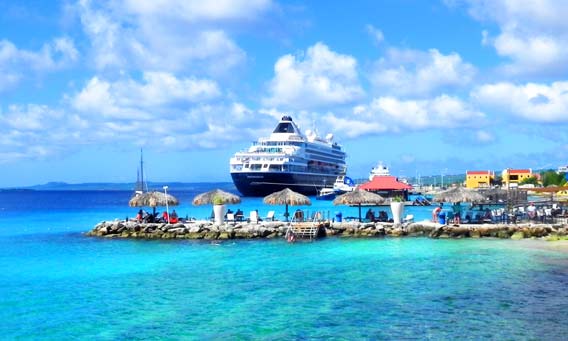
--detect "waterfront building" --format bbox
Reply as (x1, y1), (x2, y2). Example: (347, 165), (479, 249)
(502, 168), (532, 188)
(465, 170), (494, 189)
(358, 176), (413, 201)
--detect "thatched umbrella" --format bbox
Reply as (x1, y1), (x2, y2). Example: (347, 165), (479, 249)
(433, 187), (485, 203)
(263, 188), (311, 222)
(192, 189), (241, 206)
(333, 188), (385, 222)
(128, 191), (179, 215)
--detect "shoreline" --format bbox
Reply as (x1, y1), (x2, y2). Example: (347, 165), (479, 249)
(87, 219), (568, 243)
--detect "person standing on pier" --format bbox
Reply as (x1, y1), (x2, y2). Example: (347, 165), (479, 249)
(432, 203), (443, 223)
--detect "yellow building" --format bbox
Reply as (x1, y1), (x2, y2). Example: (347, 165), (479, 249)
(466, 170), (494, 189)
(502, 168), (532, 187)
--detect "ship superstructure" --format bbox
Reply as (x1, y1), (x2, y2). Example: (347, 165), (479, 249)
(230, 116), (346, 196)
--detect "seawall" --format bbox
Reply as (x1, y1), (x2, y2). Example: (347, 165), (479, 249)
(86, 220), (568, 240)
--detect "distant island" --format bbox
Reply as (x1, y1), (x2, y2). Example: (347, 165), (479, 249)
(1, 181), (237, 191)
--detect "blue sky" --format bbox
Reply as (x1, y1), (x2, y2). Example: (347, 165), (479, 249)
(1, 0), (568, 187)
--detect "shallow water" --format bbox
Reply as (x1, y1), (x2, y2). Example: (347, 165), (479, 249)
(0, 190), (567, 339)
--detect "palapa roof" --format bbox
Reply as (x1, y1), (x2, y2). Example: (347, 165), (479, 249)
(433, 186), (486, 203)
(333, 188), (385, 205)
(128, 191), (179, 208)
(192, 189), (241, 205)
(358, 176), (413, 191)
(263, 188), (311, 206)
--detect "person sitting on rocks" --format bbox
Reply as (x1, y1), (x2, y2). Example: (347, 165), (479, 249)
(483, 208), (492, 221)
(136, 209), (143, 222)
(162, 211), (170, 223)
(141, 210), (150, 223)
(294, 209), (304, 222)
(527, 202), (537, 220)
(365, 208), (375, 222)
(170, 210), (178, 223)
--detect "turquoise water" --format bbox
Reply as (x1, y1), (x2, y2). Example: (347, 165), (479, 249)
(1, 191), (567, 339)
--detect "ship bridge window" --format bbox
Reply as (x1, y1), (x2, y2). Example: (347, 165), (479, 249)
(273, 122), (295, 134)
(250, 164), (262, 171)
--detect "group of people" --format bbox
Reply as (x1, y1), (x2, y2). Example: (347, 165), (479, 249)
(432, 202), (463, 224)
(136, 209), (178, 223)
(365, 208), (389, 222)
(433, 202), (494, 224)
(225, 208), (244, 221)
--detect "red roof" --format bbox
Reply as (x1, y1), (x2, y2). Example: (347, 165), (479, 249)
(467, 170), (492, 175)
(359, 176), (413, 191)
(506, 169), (531, 174)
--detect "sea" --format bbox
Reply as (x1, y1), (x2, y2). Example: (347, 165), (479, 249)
(0, 185), (567, 339)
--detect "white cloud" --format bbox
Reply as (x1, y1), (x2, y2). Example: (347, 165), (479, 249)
(264, 42), (364, 109)
(366, 24), (384, 45)
(75, 0), (269, 75)
(0, 104), (86, 163)
(459, 0), (568, 76)
(323, 113), (388, 138)
(0, 97), (279, 164)
(123, 0), (273, 21)
(472, 81), (568, 123)
(72, 72), (221, 119)
(0, 37), (78, 91)
(370, 48), (475, 97)
(324, 95), (483, 138)
(475, 130), (495, 143)
(286, 94), (485, 140)
(370, 95), (484, 131)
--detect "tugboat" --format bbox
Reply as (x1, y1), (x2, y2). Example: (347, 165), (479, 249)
(332, 174), (356, 194)
(230, 116), (347, 196)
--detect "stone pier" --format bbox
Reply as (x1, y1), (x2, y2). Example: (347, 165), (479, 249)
(86, 220), (568, 240)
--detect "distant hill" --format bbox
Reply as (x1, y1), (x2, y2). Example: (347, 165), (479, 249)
(3, 181), (237, 191)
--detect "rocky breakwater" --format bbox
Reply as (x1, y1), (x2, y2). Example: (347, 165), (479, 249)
(86, 220), (568, 240)
(87, 220), (295, 240)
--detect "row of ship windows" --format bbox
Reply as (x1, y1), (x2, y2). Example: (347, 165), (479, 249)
(233, 164), (305, 172)
(305, 153), (345, 164)
(232, 164), (344, 173)
(253, 141), (344, 154)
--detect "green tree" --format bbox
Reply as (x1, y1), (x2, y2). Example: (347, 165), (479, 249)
(519, 176), (539, 185)
(491, 175), (503, 187)
(541, 170), (567, 186)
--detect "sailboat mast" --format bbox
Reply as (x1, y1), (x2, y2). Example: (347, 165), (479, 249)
(136, 169), (141, 192)
(140, 148), (146, 192)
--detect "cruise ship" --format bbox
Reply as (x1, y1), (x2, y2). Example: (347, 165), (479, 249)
(230, 116), (347, 196)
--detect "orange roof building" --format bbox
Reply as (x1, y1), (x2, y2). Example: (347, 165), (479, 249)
(502, 168), (533, 187)
(466, 170), (494, 189)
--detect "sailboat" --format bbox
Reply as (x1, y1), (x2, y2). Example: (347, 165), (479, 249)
(134, 149), (148, 194)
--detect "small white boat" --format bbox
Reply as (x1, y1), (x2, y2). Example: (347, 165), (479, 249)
(316, 187), (336, 200)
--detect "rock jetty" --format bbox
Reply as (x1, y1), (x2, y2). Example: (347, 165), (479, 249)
(86, 220), (568, 240)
